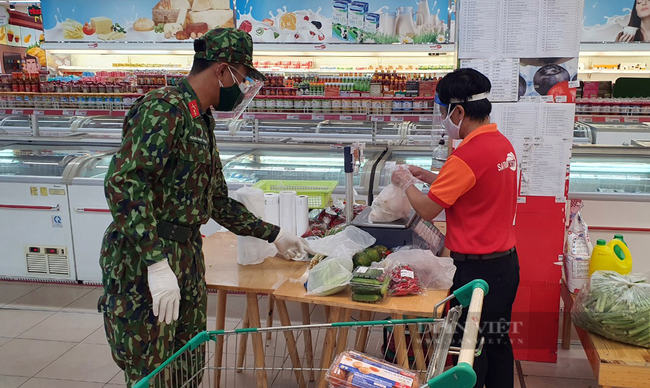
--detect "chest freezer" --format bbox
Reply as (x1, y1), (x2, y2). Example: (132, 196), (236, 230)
(0, 144), (111, 282)
(68, 147), (250, 283)
(585, 122), (650, 146)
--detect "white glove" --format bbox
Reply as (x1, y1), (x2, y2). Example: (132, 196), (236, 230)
(273, 229), (314, 260)
(147, 259), (181, 324)
(391, 165), (421, 191)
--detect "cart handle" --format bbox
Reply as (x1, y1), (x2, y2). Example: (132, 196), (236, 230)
(453, 279), (489, 308)
(423, 362), (476, 388)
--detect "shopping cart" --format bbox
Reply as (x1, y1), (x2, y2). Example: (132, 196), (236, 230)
(133, 279), (488, 388)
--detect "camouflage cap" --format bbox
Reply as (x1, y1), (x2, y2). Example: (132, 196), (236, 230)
(193, 27), (266, 81)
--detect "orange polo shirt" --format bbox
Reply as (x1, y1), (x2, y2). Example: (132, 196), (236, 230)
(428, 124), (518, 254)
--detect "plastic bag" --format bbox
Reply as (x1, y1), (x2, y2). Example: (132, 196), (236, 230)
(571, 271), (650, 348)
(564, 200), (593, 293)
(376, 249), (456, 290)
(387, 263), (424, 296)
(369, 184), (412, 223)
(307, 226), (376, 259)
(235, 186), (278, 266)
(306, 256), (354, 296)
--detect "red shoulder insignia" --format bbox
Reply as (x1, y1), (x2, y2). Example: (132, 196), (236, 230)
(189, 100), (200, 118)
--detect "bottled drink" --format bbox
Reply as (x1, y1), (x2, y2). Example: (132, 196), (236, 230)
(431, 138), (448, 169)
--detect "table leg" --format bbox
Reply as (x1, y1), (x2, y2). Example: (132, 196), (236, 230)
(562, 306), (572, 350)
(276, 299), (307, 388)
(354, 310), (373, 352)
(407, 316), (426, 381)
(317, 307), (342, 388)
(213, 290), (227, 388)
(246, 293), (268, 388)
(391, 313), (409, 369)
(334, 309), (350, 356)
(236, 309), (250, 372)
(266, 296), (275, 340)
(301, 303), (315, 382)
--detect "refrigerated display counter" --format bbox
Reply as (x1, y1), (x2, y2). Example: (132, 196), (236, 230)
(0, 144), (114, 282)
(580, 121), (650, 146)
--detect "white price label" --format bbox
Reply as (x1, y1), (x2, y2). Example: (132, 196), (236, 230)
(568, 80), (580, 88)
(419, 116), (433, 122)
(554, 95), (567, 103)
(517, 197), (527, 204)
(13, 110), (23, 115)
(340, 115), (352, 120)
(605, 117), (621, 123)
(400, 269), (414, 279)
(312, 115), (325, 120)
(371, 116), (385, 122)
(540, 96), (554, 103)
(0, 110), (5, 115)
(287, 114), (300, 120)
(555, 196), (567, 203)
(242, 113), (255, 119)
(391, 116), (404, 122)
(75, 110), (87, 116)
(34, 110), (44, 115)
(624, 117), (640, 123)
(356, 266), (368, 274)
(62, 110), (75, 116)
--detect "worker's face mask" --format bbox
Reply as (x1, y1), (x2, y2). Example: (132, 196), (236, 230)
(217, 66), (246, 111)
(442, 106), (463, 140)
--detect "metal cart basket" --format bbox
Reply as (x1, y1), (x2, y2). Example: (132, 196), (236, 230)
(134, 279), (488, 388)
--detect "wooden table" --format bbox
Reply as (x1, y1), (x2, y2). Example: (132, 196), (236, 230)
(273, 279), (449, 388)
(561, 281), (650, 388)
(202, 232), (308, 388)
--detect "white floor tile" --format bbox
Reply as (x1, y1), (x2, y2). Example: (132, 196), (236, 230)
(103, 384), (126, 388)
(35, 343), (120, 383)
(18, 311), (104, 343)
(6, 284), (93, 311)
(0, 375), (29, 388)
(82, 327), (109, 345)
(108, 370), (124, 385)
(0, 338), (10, 348)
(524, 375), (599, 388)
(19, 378), (105, 388)
(0, 339), (75, 377)
(0, 310), (54, 338)
(0, 282), (41, 307)
(61, 288), (103, 313)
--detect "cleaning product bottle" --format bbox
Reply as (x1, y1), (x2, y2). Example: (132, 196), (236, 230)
(611, 234), (630, 262)
(588, 239), (633, 277)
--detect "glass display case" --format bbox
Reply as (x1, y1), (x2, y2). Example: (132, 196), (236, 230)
(222, 146), (385, 189)
(0, 144), (112, 180)
(569, 146), (650, 198)
(581, 122), (650, 146)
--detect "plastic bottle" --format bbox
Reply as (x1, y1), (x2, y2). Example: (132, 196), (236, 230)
(611, 234), (629, 261)
(588, 239), (632, 277)
(431, 138), (448, 169)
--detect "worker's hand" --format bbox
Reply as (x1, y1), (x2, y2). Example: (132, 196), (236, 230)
(147, 259), (181, 325)
(391, 165), (421, 191)
(408, 165), (438, 185)
(274, 229), (314, 260)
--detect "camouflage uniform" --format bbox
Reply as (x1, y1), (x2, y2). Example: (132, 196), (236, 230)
(98, 29), (278, 388)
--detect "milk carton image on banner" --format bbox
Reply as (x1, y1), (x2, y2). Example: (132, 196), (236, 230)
(347, 1), (368, 43)
(332, 0), (351, 41)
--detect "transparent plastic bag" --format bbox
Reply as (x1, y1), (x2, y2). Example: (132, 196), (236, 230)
(326, 349), (420, 388)
(386, 262), (425, 296)
(571, 271), (650, 348)
(306, 256), (354, 296)
(375, 249), (456, 290)
(235, 186), (277, 265)
(564, 200), (593, 293)
(307, 226), (376, 259)
(369, 184), (412, 223)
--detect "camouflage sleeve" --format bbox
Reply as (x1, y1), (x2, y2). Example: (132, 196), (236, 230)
(105, 98), (183, 267)
(211, 158), (281, 242)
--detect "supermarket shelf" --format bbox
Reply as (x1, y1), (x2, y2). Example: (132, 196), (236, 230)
(0, 108), (128, 117)
(59, 66), (190, 72)
(258, 68), (453, 74)
(575, 115), (650, 124)
(580, 43), (650, 55)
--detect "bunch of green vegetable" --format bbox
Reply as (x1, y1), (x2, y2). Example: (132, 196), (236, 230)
(351, 267), (389, 303)
(571, 271), (650, 348)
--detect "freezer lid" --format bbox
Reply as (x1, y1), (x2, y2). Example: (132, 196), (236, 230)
(0, 144), (112, 178)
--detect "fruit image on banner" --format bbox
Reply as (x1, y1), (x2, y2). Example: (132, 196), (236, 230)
(235, 0), (450, 44)
(41, 0), (235, 42)
(519, 57), (578, 103)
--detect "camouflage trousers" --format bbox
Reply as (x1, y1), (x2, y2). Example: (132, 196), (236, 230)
(99, 227), (208, 387)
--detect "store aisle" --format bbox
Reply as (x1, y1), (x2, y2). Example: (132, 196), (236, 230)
(0, 280), (600, 388)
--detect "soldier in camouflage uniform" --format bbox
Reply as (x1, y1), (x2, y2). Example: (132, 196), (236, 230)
(98, 28), (311, 387)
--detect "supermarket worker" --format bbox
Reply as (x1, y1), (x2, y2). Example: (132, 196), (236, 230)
(392, 68), (519, 388)
(97, 28), (311, 387)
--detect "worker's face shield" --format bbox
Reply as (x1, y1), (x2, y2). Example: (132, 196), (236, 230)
(219, 66), (265, 121)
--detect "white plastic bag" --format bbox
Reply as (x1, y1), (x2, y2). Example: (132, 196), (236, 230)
(369, 184), (412, 223)
(235, 186), (278, 266)
(564, 200), (593, 293)
(306, 256), (354, 296)
(375, 249), (456, 290)
(307, 226), (376, 259)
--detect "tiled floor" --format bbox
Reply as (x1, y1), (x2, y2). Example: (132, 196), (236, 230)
(0, 280), (600, 388)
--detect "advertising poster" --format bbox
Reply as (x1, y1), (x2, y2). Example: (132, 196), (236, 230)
(235, 0), (450, 44)
(519, 57), (579, 103)
(41, 0), (235, 43)
(582, 0), (650, 42)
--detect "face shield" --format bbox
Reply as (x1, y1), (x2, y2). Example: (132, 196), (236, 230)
(214, 66), (265, 121)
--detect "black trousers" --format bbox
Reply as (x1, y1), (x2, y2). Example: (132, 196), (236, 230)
(450, 249), (520, 388)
